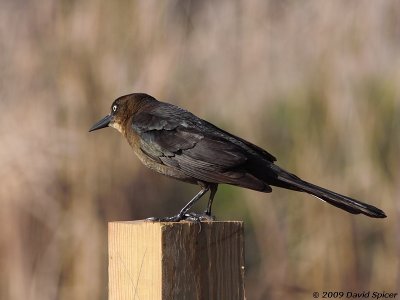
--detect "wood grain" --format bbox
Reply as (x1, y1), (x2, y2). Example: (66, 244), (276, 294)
(108, 221), (245, 300)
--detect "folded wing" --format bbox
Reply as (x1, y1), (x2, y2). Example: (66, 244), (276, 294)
(132, 106), (271, 192)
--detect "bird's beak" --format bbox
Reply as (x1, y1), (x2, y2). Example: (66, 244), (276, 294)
(89, 114), (113, 132)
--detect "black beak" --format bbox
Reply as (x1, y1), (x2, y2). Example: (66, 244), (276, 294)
(89, 114), (113, 132)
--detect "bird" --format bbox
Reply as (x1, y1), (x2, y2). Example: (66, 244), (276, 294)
(89, 93), (386, 221)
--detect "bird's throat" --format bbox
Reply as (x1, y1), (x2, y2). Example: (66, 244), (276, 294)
(110, 122), (124, 134)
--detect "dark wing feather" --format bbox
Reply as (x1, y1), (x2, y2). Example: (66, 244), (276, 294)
(200, 120), (277, 162)
(132, 105), (271, 191)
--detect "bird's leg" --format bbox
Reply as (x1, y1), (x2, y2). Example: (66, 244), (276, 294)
(177, 186), (209, 217)
(147, 186), (209, 222)
(205, 184), (218, 216)
(183, 184), (218, 223)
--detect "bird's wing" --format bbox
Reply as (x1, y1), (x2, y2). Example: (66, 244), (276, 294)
(132, 106), (270, 191)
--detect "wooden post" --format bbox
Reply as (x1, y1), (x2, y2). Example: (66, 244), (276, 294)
(108, 220), (245, 300)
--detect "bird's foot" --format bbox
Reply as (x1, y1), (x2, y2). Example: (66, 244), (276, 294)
(146, 214), (185, 222)
(146, 212), (215, 223)
(185, 212), (216, 222)
(146, 212), (216, 233)
(184, 212), (216, 233)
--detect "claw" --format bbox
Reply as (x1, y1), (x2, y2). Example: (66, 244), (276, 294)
(146, 214), (184, 222)
(187, 212), (215, 222)
(184, 212), (216, 233)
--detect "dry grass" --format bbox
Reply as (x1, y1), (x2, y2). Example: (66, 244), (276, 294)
(0, 1), (399, 299)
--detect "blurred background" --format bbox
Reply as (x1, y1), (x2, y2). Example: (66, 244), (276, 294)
(1, 1), (399, 299)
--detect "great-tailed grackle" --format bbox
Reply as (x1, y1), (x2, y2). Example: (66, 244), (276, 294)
(89, 93), (386, 221)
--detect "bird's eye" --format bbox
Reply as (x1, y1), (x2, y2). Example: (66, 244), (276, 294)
(112, 105), (118, 112)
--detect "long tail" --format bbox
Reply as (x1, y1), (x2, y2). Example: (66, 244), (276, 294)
(271, 165), (386, 218)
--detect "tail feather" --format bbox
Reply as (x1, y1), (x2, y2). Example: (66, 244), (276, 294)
(273, 167), (386, 218)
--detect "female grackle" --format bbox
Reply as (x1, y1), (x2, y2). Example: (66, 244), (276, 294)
(89, 93), (386, 221)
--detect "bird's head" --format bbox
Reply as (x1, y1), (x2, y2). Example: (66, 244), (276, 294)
(89, 93), (154, 134)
